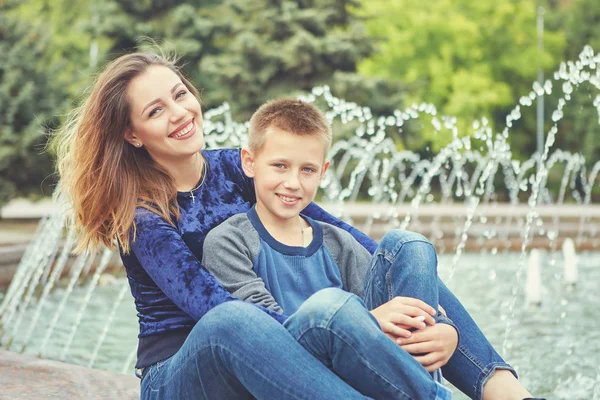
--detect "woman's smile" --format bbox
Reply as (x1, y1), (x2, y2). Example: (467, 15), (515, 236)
(169, 119), (196, 140)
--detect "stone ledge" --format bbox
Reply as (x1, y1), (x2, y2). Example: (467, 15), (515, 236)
(0, 349), (139, 399)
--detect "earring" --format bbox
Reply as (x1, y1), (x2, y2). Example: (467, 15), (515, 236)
(135, 143), (142, 147)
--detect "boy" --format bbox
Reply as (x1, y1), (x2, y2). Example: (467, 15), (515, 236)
(202, 98), (456, 350)
(202, 97), (456, 397)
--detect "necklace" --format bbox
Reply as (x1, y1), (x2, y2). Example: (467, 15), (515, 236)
(300, 218), (312, 247)
(190, 156), (208, 203)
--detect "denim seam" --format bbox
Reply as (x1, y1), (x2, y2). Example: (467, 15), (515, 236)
(294, 295), (414, 399)
(379, 238), (434, 264)
(455, 344), (487, 396)
(475, 363), (518, 400)
(148, 344), (304, 400)
(297, 326), (415, 400)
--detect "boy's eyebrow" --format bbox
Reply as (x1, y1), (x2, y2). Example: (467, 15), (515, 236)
(268, 158), (321, 168)
(141, 83), (184, 115)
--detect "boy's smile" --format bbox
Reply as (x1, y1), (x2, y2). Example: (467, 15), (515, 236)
(242, 127), (330, 235)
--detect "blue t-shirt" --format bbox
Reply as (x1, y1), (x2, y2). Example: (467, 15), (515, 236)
(202, 206), (372, 315)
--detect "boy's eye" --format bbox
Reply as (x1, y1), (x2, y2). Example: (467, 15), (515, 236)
(273, 163), (285, 169)
(302, 167), (316, 173)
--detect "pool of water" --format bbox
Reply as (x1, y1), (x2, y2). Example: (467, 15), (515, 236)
(438, 251), (600, 399)
(2, 251), (599, 398)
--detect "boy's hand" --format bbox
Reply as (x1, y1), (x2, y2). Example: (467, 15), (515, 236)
(398, 323), (458, 372)
(370, 297), (436, 340)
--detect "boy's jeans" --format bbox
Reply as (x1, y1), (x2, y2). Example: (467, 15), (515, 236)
(363, 230), (517, 400)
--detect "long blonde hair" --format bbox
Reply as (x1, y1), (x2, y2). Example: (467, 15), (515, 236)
(53, 52), (200, 254)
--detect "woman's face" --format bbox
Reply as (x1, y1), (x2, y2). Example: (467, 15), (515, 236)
(126, 65), (204, 166)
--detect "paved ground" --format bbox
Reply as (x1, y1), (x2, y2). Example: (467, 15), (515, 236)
(0, 349), (139, 399)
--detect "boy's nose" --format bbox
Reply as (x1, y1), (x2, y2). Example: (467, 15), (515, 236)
(283, 173), (300, 189)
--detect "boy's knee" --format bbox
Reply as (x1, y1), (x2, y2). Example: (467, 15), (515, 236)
(380, 229), (430, 248)
(303, 288), (351, 310)
(294, 288), (358, 322)
(297, 288), (369, 325)
(379, 230), (437, 274)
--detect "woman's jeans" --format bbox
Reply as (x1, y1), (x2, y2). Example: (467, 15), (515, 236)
(141, 292), (451, 400)
(363, 230), (517, 400)
(140, 300), (369, 400)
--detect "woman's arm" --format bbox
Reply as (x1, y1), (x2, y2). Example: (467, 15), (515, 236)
(130, 209), (287, 324)
(303, 202), (378, 254)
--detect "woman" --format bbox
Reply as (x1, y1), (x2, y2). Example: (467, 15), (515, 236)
(54, 52), (537, 400)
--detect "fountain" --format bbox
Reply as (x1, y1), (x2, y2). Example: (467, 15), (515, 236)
(562, 237), (579, 286)
(1, 46), (599, 399)
(525, 249), (543, 306)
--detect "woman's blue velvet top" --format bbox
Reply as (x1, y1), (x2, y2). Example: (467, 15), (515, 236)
(120, 148), (378, 369)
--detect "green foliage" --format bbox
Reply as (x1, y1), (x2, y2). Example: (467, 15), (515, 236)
(358, 0), (566, 155)
(95, 0), (403, 125)
(197, 0), (378, 118)
(549, 0), (600, 165)
(1, 0), (598, 205)
(0, 9), (67, 206)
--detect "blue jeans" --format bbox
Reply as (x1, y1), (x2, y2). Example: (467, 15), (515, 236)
(140, 300), (370, 399)
(141, 291), (451, 400)
(363, 230), (517, 400)
(284, 287), (452, 400)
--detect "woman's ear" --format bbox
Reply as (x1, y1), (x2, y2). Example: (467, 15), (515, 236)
(241, 148), (255, 178)
(124, 129), (142, 148)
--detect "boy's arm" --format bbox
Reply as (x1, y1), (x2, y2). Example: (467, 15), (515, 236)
(321, 223), (372, 297)
(202, 216), (285, 314)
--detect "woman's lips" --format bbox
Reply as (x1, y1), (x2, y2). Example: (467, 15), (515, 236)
(169, 120), (196, 140)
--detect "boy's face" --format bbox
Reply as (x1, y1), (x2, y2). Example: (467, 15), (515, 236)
(242, 127), (330, 226)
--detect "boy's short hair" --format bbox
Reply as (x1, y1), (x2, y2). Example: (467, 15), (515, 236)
(248, 98), (332, 153)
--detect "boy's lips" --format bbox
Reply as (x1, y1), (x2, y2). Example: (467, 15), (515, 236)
(277, 193), (301, 205)
(169, 119), (196, 139)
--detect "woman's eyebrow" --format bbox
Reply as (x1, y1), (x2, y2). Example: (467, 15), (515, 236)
(141, 83), (184, 115)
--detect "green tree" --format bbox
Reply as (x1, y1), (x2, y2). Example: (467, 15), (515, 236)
(548, 0), (600, 165)
(92, 0), (408, 136)
(199, 0), (377, 118)
(0, 7), (67, 206)
(90, 0), (226, 105)
(358, 0), (565, 155)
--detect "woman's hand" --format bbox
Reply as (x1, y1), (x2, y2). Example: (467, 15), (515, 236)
(369, 297), (436, 340)
(398, 323), (458, 372)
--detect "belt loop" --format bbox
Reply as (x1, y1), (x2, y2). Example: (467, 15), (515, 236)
(135, 366), (146, 380)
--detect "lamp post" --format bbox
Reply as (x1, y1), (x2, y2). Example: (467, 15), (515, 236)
(536, 5), (545, 155)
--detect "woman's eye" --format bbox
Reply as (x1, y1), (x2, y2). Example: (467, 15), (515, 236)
(176, 90), (188, 99)
(149, 107), (162, 117)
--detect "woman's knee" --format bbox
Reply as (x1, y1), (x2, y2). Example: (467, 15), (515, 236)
(192, 301), (270, 343)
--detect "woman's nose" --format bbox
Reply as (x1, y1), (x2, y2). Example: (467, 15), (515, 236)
(170, 102), (188, 122)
